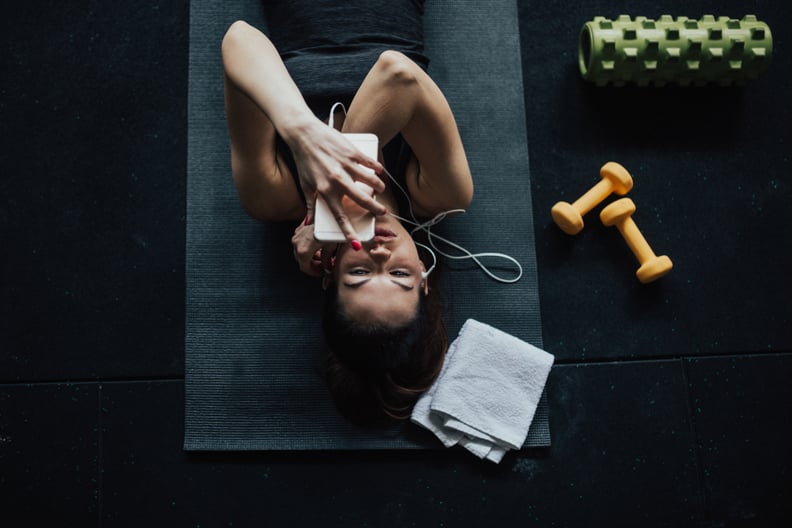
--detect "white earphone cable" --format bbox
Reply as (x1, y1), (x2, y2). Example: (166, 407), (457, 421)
(326, 102), (522, 284)
(383, 167), (523, 284)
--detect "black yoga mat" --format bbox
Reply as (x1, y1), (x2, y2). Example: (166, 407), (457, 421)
(184, 0), (549, 450)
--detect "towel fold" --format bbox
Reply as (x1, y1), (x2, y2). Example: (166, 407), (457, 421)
(411, 319), (554, 463)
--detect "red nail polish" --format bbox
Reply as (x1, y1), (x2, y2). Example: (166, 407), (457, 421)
(304, 214), (312, 226)
(351, 240), (362, 251)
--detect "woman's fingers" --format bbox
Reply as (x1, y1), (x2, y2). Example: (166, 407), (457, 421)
(308, 249), (324, 276)
(352, 160), (387, 194)
(347, 151), (386, 192)
(291, 221), (327, 276)
(291, 124), (390, 244)
(324, 196), (363, 247)
(323, 176), (386, 245)
(303, 194), (316, 225)
(341, 180), (386, 218)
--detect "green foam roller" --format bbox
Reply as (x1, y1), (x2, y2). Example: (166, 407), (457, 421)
(578, 14), (773, 87)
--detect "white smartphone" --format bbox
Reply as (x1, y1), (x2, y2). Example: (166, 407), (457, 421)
(313, 133), (379, 243)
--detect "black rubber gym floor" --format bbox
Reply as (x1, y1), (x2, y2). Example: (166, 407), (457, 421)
(1, 0), (790, 526)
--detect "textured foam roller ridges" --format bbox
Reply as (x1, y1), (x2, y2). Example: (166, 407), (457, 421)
(579, 14), (773, 87)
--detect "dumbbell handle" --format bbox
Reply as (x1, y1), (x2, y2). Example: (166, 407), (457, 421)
(616, 217), (658, 263)
(573, 178), (614, 215)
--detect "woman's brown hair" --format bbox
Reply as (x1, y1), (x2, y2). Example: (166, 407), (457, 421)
(322, 269), (447, 424)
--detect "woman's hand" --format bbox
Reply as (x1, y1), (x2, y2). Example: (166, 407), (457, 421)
(286, 119), (387, 244)
(291, 218), (334, 277)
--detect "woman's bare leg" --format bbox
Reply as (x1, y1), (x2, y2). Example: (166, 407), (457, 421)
(341, 51), (473, 214)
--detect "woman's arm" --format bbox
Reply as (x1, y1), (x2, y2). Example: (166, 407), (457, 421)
(221, 21), (387, 242)
(340, 50), (473, 217)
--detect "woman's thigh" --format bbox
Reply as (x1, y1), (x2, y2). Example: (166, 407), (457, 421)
(224, 75), (305, 221)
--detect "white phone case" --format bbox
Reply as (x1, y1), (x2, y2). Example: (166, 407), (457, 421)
(313, 133), (379, 242)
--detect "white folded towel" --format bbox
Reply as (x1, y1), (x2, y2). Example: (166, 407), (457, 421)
(411, 319), (554, 463)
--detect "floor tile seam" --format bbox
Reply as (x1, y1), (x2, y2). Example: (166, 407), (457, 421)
(555, 349), (792, 367)
(680, 357), (712, 522)
(3, 348), (791, 384)
(97, 383), (104, 528)
(0, 376), (185, 387)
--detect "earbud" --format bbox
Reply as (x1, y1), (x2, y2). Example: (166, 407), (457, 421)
(415, 241), (436, 280)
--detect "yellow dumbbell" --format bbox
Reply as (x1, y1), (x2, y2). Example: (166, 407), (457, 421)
(600, 198), (673, 283)
(551, 162), (633, 235)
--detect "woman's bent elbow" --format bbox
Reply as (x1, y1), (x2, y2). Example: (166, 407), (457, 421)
(221, 21), (255, 62)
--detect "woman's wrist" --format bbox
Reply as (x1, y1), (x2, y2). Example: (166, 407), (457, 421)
(278, 112), (322, 149)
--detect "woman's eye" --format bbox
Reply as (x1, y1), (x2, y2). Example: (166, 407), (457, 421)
(349, 269), (368, 276)
(391, 270), (410, 277)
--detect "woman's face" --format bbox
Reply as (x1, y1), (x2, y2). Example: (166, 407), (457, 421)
(331, 215), (427, 325)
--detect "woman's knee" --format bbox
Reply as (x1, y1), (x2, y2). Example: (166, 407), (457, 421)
(372, 50), (419, 86)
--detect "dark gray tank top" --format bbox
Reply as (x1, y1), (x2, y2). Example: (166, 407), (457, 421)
(263, 0), (429, 116)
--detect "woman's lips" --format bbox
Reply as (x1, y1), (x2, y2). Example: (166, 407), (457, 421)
(374, 227), (397, 242)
